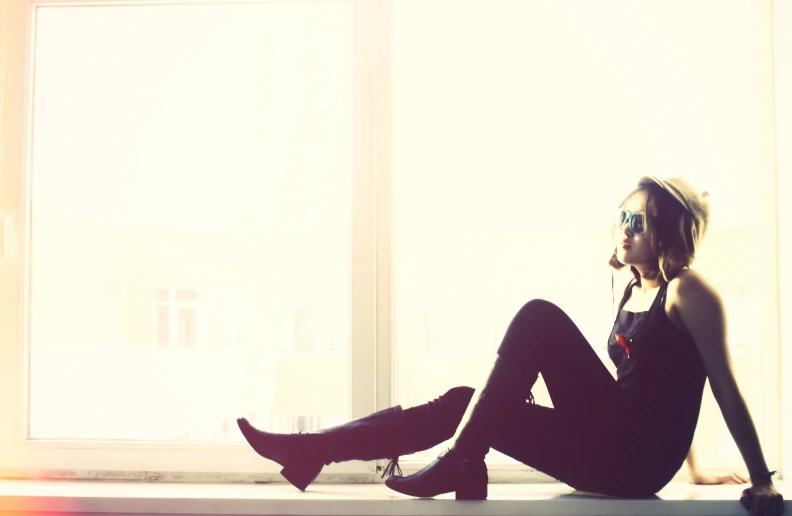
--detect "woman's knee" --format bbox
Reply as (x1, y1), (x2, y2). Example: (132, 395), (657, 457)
(512, 298), (571, 335)
(517, 299), (566, 321)
(403, 386), (474, 450)
(403, 386), (473, 420)
(497, 299), (573, 358)
(440, 386), (475, 409)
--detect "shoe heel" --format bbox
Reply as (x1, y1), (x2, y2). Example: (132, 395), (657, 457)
(455, 474), (487, 500)
(455, 483), (487, 500)
(281, 463), (322, 492)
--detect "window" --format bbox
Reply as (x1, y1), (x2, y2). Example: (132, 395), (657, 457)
(2, 0), (362, 466)
(155, 289), (199, 350)
(0, 0), (787, 480)
(390, 0), (779, 472)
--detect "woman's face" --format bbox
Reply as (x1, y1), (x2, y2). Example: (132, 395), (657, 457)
(614, 190), (657, 268)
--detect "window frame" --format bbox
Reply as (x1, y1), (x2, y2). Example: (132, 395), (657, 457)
(0, 0), (380, 479)
(752, 0), (783, 480)
(0, 0), (787, 482)
(774, 0), (792, 482)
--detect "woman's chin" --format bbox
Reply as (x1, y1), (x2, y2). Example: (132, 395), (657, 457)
(615, 250), (631, 265)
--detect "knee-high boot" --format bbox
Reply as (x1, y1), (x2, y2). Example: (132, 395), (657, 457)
(237, 386), (474, 491)
(385, 355), (534, 500)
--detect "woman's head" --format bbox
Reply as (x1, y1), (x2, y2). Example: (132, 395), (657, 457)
(609, 176), (710, 283)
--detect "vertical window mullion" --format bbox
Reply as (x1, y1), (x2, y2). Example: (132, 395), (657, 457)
(375, 0), (393, 412)
(0, 0), (34, 465)
(753, 0), (781, 474)
(772, 0), (791, 480)
(349, 0), (377, 424)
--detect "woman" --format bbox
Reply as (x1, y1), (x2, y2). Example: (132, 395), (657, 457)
(237, 176), (784, 515)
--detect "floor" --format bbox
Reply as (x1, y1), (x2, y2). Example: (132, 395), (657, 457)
(0, 479), (788, 516)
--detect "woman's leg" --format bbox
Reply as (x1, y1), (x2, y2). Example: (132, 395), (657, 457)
(491, 404), (613, 494)
(402, 386), (475, 451)
(237, 386), (475, 491)
(493, 400), (654, 497)
(492, 403), (589, 488)
(495, 300), (634, 495)
(386, 299), (629, 499)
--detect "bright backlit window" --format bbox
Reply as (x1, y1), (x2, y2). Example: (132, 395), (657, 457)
(0, 0), (784, 480)
(28, 2), (353, 442)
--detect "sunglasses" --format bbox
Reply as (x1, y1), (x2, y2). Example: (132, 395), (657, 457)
(614, 209), (651, 236)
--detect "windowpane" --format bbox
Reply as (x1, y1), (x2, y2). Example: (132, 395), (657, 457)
(28, 2), (354, 441)
(175, 289), (199, 303)
(178, 308), (197, 349)
(157, 306), (170, 349)
(392, 0), (761, 468)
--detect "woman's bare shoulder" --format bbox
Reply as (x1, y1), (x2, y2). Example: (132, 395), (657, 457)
(666, 268), (723, 330)
(668, 268), (718, 297)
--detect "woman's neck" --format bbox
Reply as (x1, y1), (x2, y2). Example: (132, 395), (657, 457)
(631, 265), (663, 291)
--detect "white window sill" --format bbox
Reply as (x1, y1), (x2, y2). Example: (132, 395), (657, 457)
(0, 479), (787, 516)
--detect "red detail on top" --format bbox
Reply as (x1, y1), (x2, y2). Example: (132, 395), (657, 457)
(615, 333), (631, 358)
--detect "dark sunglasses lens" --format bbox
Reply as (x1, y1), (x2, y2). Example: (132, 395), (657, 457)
(615, 209), (627, 227)
(631, 214), (646, 234)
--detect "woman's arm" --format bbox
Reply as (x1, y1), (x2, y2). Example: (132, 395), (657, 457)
(673, 272), (768, 477)
(672, 271), (783, 515)
(686, 442), (748, 485)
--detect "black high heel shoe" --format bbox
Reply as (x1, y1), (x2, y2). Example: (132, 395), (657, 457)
(385, 448), (488, 500)
(386, 356), (529, 501)
(237, 418), (324, 491)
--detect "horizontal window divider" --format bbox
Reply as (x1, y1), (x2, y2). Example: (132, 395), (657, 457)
(0, 470), (381, 483)
(0, 469), (558, 484)
(30, 0), (349, 6)
(18, 439), (261, 452)
(0, 451), (376, 475)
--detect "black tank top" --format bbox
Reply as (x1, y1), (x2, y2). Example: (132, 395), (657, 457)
(607, 278), (707, 488)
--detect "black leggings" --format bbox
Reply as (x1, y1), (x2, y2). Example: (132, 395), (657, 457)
(404, 299), (657, 497)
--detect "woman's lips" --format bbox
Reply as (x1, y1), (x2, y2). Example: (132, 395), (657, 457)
(620, 241), (632, 249)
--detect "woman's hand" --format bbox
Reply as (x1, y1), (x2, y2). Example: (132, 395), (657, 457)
(688, 470), (749, 485)
(740, 483), (784, 516)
